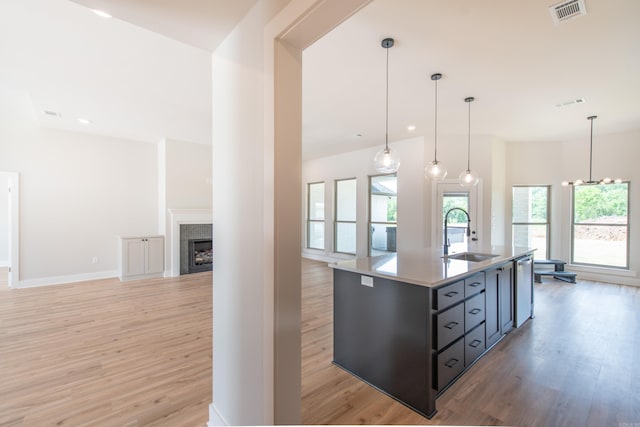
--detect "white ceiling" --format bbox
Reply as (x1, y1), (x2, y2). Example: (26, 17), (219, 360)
(69, 0), (257, 52)
(0, 0), (249, 146)
(302, 0), (640, 159)
(2, 0), (639, 154)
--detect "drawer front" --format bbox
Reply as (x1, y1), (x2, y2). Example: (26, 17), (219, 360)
(465, 292), (486, 332)
(436, 338), (465, 391)
(464, 273), (485, 297)
(436, 303), (465, 350)
(465, 323), (486, 365)
(434, 280), (464, 310)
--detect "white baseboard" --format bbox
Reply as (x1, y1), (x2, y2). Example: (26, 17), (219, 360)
(574, 272), (640, 287)
(0, 260), (8, 268)
(17, 270), (118, 288)
(566, 264), (640, 287)
(208, 403), (228, 426)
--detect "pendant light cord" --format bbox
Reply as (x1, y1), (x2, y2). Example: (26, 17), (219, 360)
(434, 78), (438, 162)
(467, 99), (471, 171)
(385, 44), (389, 151)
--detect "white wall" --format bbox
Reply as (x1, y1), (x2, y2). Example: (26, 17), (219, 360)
(211, 0), (373, 423)
(0, 88), (159, 285)
(506, 129), (640, 285)
(0, 172), (8, 266)
(491, 138), (507, 246)
(424, 133), (498, 248)
(211, 1), (290, 424)
(165, 139), (212, 209)
(302, 137), (425, 260)
(158, 138), (212, 270)
(302, 132), (504, 259)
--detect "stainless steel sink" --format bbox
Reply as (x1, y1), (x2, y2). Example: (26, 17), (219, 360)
(445, 252), (499, 262)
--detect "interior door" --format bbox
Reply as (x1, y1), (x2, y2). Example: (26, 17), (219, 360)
(433, 180), (481, 252)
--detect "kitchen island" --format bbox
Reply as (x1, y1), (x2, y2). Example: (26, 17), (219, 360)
(330, 246), (534, 418)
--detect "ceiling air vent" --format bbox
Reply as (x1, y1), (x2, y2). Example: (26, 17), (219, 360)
(554, 98), (586, 108)
(43, 110), (61, 118)
(549, 0), (587, 24)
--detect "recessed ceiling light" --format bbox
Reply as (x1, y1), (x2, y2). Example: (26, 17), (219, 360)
(92, 9), (112, 18)
(407, 125), (416, 131)
(77, 118), (93, 125)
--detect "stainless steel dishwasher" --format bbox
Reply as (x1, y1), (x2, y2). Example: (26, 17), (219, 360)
(515, 255), (534, 327)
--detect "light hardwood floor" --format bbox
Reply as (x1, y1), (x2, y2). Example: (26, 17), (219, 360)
(301, 258), (640, 426)
(2, 262), (639, 426)
(0, 272), (212, 426)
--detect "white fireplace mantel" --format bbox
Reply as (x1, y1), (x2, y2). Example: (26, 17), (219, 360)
(168, 209), (212, 277)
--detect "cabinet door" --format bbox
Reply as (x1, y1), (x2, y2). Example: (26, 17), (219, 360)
(500, 263), (514, 334)
(146, 237), (164, 274)
(485, 268), (501, 347)
(124, 239), (146, 276)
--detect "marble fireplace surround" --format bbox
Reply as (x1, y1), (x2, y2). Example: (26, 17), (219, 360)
(168, 209), (212, 277)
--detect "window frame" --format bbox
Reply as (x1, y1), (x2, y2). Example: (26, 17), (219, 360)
(334, 177), (357, 255)
(368, 173), (397, 256)
(571, 182), (630, 269)
(306, 181), (325, 250)
(511, 185), (551, 259)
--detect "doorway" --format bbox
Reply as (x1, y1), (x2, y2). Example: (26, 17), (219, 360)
(432, 180), (482, 252)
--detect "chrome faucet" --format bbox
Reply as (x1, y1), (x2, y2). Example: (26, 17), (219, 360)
(443, 207), (471, 256)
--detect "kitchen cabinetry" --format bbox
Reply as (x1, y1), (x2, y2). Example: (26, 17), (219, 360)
(485, 268), (501, 347)
(485, 262), (515, 346)
(118, 236), (164, 281)
(500, 262), (514, 334)
(331, 248), (534, 419)
(333, 269), (432, 417)
(433, 272), (487, 393)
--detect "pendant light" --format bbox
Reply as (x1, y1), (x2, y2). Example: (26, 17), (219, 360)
(459, 97), (479, 187)
(562, 116), (623, 186)
(424, 73), (447, 180)
(374, 38), (400, 173)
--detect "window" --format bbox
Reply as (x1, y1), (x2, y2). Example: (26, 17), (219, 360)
(512, 186), (550, 259)
(572, 183), (629, 268)
(369, 174), (397, 256)
(307, 182), (325, 250)
(335, 178), (356, 254)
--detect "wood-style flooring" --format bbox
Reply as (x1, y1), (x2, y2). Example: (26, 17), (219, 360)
(301, 258), (640, 426)
(0, 272), (212, 427)
(2, 261), (639, 426)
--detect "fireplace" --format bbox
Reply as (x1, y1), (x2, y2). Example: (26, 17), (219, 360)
(179, 223), (213, 275)
(188, 239), (213, 273)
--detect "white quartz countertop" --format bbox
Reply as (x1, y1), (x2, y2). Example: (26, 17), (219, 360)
(329, 246), (535, 288)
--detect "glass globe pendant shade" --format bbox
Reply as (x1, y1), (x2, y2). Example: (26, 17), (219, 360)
(374, 147), (400, 174)
(458, 169), (479, 187)
(424, 160), (447, 180)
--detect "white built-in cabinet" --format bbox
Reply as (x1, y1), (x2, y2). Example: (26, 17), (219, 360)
(118, 236), (164, 281)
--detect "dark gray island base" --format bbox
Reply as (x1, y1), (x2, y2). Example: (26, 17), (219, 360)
(331, 248), (534, 419)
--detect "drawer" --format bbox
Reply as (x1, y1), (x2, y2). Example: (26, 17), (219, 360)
(436, 337), (465, 391)
(464, 273), (485, 296)
(465, 323), (486, 365)
(465, 292), (485, 332)
(436, 303), (465, 350)
(434, 280), (464, 310)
